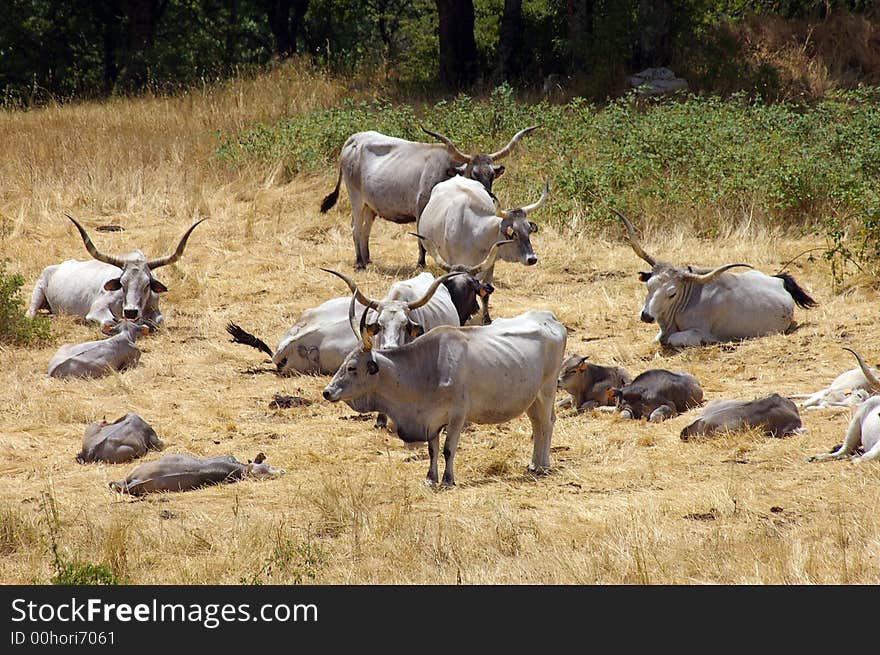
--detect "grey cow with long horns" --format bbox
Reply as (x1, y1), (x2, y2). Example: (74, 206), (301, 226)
(613, 209), (817, 347)
(28, 215), (206, 331)
(323, 297), (566, 487)
(320, 126), (537, 269)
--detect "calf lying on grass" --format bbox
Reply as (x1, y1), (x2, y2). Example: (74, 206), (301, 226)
(77, 413), (163, 464)
(556, 354), (632, 411)
(680, 394), (804, 440)
(110, 452), (285, 495)
(610, 369), (703, 422)
(48, 320), (149, 379)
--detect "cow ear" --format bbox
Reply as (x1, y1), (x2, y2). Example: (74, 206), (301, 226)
(407, 323), (425, 339)
(367, 360), (379, 375)
(150, 278), (168, 293)
(504, 225), (515, 238)
(529, 221), (538, 234)
(103, 278), (122, 291)
(638, 271), (652, 283)
(139, 326), (150, 336)
(577, 358), (589, 372)
(449, 164), (466, 177)
(478, 283), (494, 298)
(493, 165), (505, 178)
(607, 388), (621, 403)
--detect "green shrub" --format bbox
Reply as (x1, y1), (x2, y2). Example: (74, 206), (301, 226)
(0, 262), (52, 345)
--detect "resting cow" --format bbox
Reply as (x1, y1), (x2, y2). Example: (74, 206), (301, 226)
(556, 354), (632, 411)
(109, 452), (285, 495)
(76, 413), (164, 464)
(679, 394), (803, 440)
(320, 126), (537, 269)
(48, 320), (149, 379)
(614, 209), (817, 347)
(809, 395), (880, 464)
(28, 215), (205, 330)
(227, 271), (467, 375)
(322, 301), (566, 486)
(794, 348), (880, 409)
(611, 369), (704, 422)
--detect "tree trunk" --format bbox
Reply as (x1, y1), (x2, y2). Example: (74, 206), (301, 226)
(435, 0), (478, 87)
(498, 0), (525, 80)
(633, 0), (671, 69)
(264, 0), (309, 58)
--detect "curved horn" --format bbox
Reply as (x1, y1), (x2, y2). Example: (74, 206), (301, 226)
(407, 272), (465, 310)
(410, 232), (452, 271)
(683, 263), (753, 285)
(611, 208), (656, 267)
(469, 239), (515, 275)
(348, 291), (360, 340)
(146, 218), (208, 269)
(488, 125), (539, 160)
(421, 127), (471, 163)
(521, 179), (550, 214)
(359, 306), (373, 352)
(65, 214), (125, 268)
(321, 268), (380, 311)
(843, 347), (880, 391)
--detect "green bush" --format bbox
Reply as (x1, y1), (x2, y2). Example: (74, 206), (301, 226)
(0, 262), (52, 345)
(217, 86), (880, 285)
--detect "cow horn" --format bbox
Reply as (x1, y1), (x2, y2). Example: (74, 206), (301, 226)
(683, 263), (753, 285)
(359, 306), (373, 352)
(348, 291), (361, 340)
(611, 208), (656, 267)
(843, 347), (880, 391)
(66, 214), (125, 268)
(470, 239), (515, 275)
(421, 127), (471, 163)
(321, 269), (380, 310)
(407, 272), (465, 310)
(488, 125), (539, 160)
(146, 218), (208, 269)
(520, 179), (550, 214)
(410, 233), (452, 271)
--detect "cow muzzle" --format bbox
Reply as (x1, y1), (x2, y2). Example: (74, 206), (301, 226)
(640, 311), (654, 323)
(123, 308), (139, 320)
(525, 255), (537, 266)
(322, 387), (341, 402)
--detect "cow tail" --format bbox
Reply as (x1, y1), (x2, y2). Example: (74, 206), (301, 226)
(774, 273), (818, 309)
(320, 165), (342, 213)
(226, 322), (273, 358)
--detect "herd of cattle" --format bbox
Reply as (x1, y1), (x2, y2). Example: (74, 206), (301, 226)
(23, 126), (880, 494)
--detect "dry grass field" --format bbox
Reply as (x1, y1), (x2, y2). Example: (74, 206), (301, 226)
(1, 63), (878, 585)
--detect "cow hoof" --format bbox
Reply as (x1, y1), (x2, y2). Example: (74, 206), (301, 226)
(527, 463), (551, 476)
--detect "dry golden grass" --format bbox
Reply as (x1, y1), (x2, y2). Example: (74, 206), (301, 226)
(2, 62), (880, 585)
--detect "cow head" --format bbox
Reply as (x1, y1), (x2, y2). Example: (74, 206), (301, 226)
(245, 452), (286, 478)
(495, 180), (549, 266)
(422, 125), (538, 195)
(67, 214), (206, 328)
(557, 354), (590, 392)
(612, 209), (751, 335)
(323, 298), (382, 405)
(411, 233), (510, 325)
(321, 268), (462, 349)
(607, 385), (644, 419)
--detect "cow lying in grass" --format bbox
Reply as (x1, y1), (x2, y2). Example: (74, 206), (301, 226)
(110, 452), (284, 495)
(680, 394), (804, 440)
(77, 413), (163, 464)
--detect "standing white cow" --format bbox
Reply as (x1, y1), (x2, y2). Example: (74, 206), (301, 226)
(322, 305), (567, 486)
(320, 126), (537, 269)
(416, 177), (549, 287)
(28, 215), (206, 330)
(614, 209), (817, 347)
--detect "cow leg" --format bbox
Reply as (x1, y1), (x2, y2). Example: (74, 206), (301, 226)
(426, 434), (440, 485)
(441, 415), (467, 487)
(417, 240), (427, 268)
(480, 294), (492, 325)
(374, 413), (388, 430)
(526, 386), (555, 473)
(27, 267), (54, 317)
(664, 329), (716, 348)
(648, 404), (677, 422)
(352, 205), (376, 269)
(86, 301), (118, 331)
(853, 437), (880, 463)
(810, 417), (863, 462)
